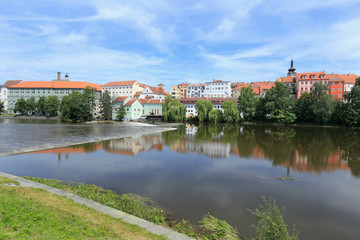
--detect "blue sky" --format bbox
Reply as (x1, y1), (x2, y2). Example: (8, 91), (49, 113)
(1, 0), (360, 90)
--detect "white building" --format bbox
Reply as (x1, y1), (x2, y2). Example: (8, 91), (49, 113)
(137, 84), (168, 99)
(102, 81), (145, 100)
(204, 80), (231, 98)
(180, 98), (233, 118)
(0, 80), (23, 111)
(187, 83), (205, 98)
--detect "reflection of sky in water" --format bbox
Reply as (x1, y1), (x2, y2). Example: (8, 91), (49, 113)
(1, 122), (360, 240)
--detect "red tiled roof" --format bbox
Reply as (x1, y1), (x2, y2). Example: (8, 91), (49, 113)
(102, 81), (137, 87)
(124, 99), (137, 106)
(145, 95), (153, 99)
(113, 96), (128, 103)
(297, 72), (328, 81)
(134, 91), (142, 97)
(138, 83), (147, 88)
(234, 84), (251, 90)
(147, 99), (165, 104)
(8, 81), (101, 91)
(277, 76), (297, 83)
(338, 74), (359, 84)
(2, 80), (23, 88)
(147, 86), (169, 95)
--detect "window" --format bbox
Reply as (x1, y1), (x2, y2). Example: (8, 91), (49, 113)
(332, 82), (335, 85)
(331, 94), (334, 97)
(331, 88), (334, 92)
(339, 82), (342, 85)
(338, 94), (341, 98)
(338, 88), (342, 91)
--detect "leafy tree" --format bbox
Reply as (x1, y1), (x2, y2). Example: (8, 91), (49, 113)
(238, 86), (257, 121)
(256, 82), (296, 123)
(45, 96), (60, 117)
(60, 90), (96, 122)
(222, 100), (240, 123)
(26, 97), (37, 115)
(195, 99), (213, 122)
(100, 90), (112, 120)
(14, 97), (28, 115)
(162, 95), (186, 122)
(209, 109), (224, 123)
(116, 104), (126, 121)
(295, 92), (314, 122)
(37, 96), (47, 116)
(311, 82), (334, 124)
(341, 77), (360, 126)
(0, 101), (4, 114)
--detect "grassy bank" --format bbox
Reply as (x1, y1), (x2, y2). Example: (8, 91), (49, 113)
(0, 177), (166, 239)
(23, 177), (299, 240)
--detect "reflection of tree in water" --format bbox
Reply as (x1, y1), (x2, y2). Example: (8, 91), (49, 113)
(221, 124), (240, 144)
(162, 125), (186, 146)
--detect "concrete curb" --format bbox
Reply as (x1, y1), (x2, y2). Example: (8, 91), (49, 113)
(0, 171), (194, 240)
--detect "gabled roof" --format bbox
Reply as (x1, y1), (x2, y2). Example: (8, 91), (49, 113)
(145, 86), (169, 95)
(8, 81), (101, 91)
(297, 72), (328, 81)
(138, 99), (164, 104)
(138, 83), (147, 88)
(102, 81), (137, 87)
(277, 76), (297, 83)
(124, 99), (138, 106)
(2, 80), (23, 88)
(113, 96), (129, 103)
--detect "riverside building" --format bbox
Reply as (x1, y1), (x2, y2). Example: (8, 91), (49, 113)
(102, 80), (145, 100)
(204, 79), (232, 98)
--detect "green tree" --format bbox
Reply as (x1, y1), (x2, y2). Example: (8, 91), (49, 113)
(311, 82), (334, 124)
(209, 109), (224, 123)
(14, 97), (28, 115)
(0, 101), (4, 114)
(341, 77), (360, 126)
(256, 82), (296, 123)
(295, 92), (314, 122)
(116, 104), (126, 121)
(45, 96), (60, 117)
(100, 90), (112, 120)
(26, 97), (37, 115)
(238, 86), (257, 121)
(60, 91), (95, 122)
(37, 96), (47, 116)
(82, 87), (97, 121)
(222, 100), (240, 123)
(162, 95), (186, 122)
(195, 99), (213, 122)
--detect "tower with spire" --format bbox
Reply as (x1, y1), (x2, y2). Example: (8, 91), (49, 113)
(287, 58), (296, 77)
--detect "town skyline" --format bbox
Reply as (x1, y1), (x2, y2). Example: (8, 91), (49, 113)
(1, 0), (360, 88)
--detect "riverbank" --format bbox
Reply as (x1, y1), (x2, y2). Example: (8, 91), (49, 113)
(0, 174), (169, 240)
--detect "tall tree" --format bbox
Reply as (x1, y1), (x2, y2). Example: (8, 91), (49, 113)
(256, 82), (296, 124)
(195, 99), (213, 122)
(311, 82), (334, 124)
(82, 87), (97, 122)
(0, 101), (4, 114)
(37, 96), (47, 116)
(162, 95), (186, 122)
(238, 86), (257, 121)
(341, 77), (360, 126)
(100, 90), (112, 120)
(116, 104), (126, 121)
(14, 97), (28, 115)
(295, 92), (314, 122)
(45, 96), (60, 117)
(26, 97), (37, 115)
(60, 91), (92, 122)
(222, 100), (240, 123)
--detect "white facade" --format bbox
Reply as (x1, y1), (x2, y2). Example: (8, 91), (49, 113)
(139, 86), (166, 99)
(102, 81), (144, 100)
(344, 83), (355, 93)
(204, 80), (231, 98)
(187, 84), (205, 98)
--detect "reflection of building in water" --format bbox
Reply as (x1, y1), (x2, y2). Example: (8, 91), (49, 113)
(186, 124), (198, 137)
(185, 139), (231, 158)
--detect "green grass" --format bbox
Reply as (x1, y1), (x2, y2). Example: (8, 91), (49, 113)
(0, 183), (166, 240)
(0, 177), (19, 185)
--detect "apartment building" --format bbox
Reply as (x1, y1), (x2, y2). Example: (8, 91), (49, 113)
(187, 83), (205, 98)
(204, 80), (232, 98)
(170, 83), (188, 99)
(102, 80), (145, 100)
(0, 80), (23, 111)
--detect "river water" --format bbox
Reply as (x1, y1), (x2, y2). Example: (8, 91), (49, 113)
(1, 119), (360, 240)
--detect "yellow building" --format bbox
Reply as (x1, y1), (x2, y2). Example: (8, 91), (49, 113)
(170, 83), (188, 99)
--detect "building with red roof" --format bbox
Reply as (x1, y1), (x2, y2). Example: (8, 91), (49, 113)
(102, 80), (145, 100)
(170, 83), (188, 99)
(1, 80), (23, 111)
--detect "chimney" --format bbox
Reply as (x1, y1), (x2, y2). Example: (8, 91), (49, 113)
(57, 72), (61, 80)
(65, 73), (69, 80)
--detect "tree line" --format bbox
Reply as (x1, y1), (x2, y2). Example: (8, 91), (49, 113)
(163, 77), (360, 127)
(11, 88), (126, 122)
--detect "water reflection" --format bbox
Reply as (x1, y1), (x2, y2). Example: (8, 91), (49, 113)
(31, 124), (360, 177)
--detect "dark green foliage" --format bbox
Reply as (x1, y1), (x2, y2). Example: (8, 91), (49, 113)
(311, 83), (334, 124)
(249, 197), (298, 240)
(238, 86), (258, 121)
(162, 95), (186, 122)
(60, 88), (96, 122)
(26, 97), (37, 115)
(36, 96), (47, 115)
(45, 96), (59, 117)
(256, 82), (296, 124)
(100, 90), (112, 120)
(116, 104), (126, 121)
(209, 109), (224, 123)
(199, 214), (239, 240)
(0, 101), (4, 114)
(14, 97), (28, 115)
(222, 100), (240, 123)
(340, 78), (360, 126)
(295, 92), (314, 122)
(195, 99), (213, 122)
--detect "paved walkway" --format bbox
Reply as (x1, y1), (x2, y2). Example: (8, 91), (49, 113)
(0, 171), (193, 240)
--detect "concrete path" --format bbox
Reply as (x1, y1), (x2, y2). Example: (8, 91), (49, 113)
(0, 171), (193, 240)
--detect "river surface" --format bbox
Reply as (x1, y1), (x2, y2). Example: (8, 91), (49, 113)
(1, 119), (360, 240)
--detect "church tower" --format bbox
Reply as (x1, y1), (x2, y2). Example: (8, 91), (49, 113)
(287, 58), (296, 77)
